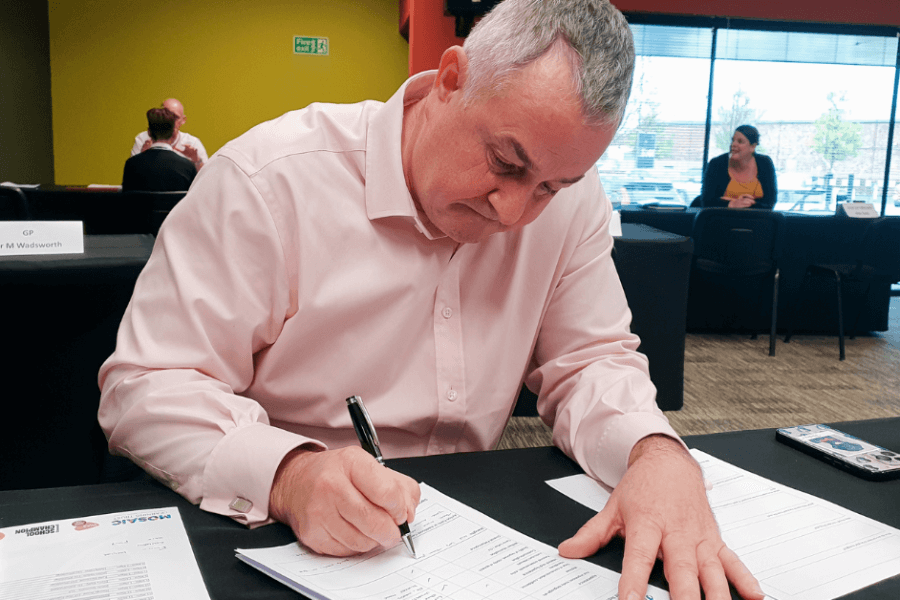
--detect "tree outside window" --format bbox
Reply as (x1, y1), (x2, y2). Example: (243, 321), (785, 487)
(813, 92), (862, 174)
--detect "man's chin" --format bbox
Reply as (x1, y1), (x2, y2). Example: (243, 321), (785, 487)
(446, 226), (498, 244)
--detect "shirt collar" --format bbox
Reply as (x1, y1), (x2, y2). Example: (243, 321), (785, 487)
(150, 141), (175, 151)
(365, 70), (445, 240)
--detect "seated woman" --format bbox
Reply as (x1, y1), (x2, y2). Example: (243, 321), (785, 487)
(700, 124), (777, 209)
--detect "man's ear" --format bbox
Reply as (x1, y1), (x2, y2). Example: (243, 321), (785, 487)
(434, 46), (469, 102)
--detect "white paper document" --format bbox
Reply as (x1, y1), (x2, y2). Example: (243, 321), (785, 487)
(237, 483), (670, 600)
(547, 449), (900, 600)
(0, 506), (210, 600)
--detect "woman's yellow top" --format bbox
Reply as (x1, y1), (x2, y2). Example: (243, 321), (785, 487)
(724, 177), (764, 199)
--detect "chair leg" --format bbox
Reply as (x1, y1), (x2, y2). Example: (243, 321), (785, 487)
(834, 271), (845, 361)
(769, 268), (780, 357)
(784, 269), (810, 344)
(848, 283), (872, 342)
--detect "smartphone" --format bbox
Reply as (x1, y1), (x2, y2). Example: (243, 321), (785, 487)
(775, 424), (900, 481)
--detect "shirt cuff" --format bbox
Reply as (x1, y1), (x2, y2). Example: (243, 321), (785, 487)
(586, 412), (685, 488)
(199, 422), (326, 527)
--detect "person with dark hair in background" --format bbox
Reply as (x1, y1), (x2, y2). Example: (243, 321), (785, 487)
(122, 107), (197, 192)
(700, 124), (777, 209)
(131, 98), (208, 170)
(101, 2), (763, 599)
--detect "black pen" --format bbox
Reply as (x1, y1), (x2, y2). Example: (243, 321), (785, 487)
(345, 395), (417, 557)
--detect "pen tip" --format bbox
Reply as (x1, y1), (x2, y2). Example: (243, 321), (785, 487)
(404, 535), (417, 558)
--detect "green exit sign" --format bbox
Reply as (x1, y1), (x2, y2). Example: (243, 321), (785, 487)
(294, 36), (329, 56)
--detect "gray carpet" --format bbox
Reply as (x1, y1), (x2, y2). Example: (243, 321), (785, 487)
(498, 295), (900, 449)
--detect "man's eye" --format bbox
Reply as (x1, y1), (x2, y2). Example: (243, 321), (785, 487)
(491, 153), (520, 173)
(540, 184), (560, 197)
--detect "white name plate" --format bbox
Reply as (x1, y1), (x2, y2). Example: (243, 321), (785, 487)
(0, 221), (84, 256)
(837, 202), (879, 218)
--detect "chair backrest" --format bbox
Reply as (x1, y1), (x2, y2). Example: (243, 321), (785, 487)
(858, 217), (900, 283)
(119, 190), (187, 235)
(691, 208), (785, 276)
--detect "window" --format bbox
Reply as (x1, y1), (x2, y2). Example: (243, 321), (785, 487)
(713, 29), (897, 214)
(889, 75), (900, 216)
(597, 21), (900, 216)
(597, 25), (712, 208)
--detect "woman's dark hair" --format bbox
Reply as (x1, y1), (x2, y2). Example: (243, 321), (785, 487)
(734, 124), (759, 146)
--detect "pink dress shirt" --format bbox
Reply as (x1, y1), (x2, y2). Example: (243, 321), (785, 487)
(99, 71), (679, 527)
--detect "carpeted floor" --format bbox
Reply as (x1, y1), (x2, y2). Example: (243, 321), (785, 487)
(497, 295), (900, 449)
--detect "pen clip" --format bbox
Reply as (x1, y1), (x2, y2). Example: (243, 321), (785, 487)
(346, 395), (384, 464)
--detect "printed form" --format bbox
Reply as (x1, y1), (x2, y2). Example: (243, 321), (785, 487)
(237, 483), (670, 600)
(547, 449), (900, 600)
(0, 506), (209, 600)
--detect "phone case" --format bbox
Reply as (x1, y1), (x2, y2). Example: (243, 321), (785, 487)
(775, 424), (900, 481)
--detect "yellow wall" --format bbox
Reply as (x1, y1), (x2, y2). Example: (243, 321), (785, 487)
(48, 0), (409, 185)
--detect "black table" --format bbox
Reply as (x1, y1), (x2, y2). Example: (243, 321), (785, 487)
(614, 223), (693, 411)
(2, 418), (897, 599)
(620, 207), (896, 334)
(0, 235), (155, 491)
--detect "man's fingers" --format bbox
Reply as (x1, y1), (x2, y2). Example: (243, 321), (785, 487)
(719, 545), (765, 600)
(347, 449), (420, 526)
(694, 543), (731, 600)
(303, 519), (378, 557)
(270, 447), (419, 556)
(558, 505), (619, 559)
(617, 521), (663, 600)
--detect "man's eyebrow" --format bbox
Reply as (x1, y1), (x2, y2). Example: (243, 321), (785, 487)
(509, 139), (534, 171)
(558, 174), (585, 185)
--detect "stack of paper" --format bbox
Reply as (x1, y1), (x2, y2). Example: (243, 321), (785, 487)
(0, 507), (209, 600)
(547, 449), (900, 600)
(237, 483), (670, 600)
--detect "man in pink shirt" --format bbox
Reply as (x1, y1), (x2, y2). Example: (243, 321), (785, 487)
(99, 1), (762, 599)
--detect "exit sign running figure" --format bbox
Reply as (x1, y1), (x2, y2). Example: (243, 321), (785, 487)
(294, 36), (329, 56)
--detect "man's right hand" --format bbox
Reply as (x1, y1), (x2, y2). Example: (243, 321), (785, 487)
(268, 446), (420, 556)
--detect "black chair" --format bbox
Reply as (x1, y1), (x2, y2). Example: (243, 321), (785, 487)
(119, 190), (187, 235)
(784, 217), (900, 360)
(0, 185), (31, 219)
(689, 208), (786, 356)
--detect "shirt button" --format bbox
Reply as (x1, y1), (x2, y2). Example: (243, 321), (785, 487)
(447, 389), (458, 401)
(442, 307), (453, 319)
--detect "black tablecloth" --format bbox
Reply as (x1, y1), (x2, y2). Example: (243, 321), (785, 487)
(621, 207), (895, 333)
(0, 235), (154, 491)
(615, 223), (693, 410)
(3, 418), (897, 599)
(20, 188), (186, 235)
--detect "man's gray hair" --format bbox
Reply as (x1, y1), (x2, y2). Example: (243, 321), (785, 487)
(462, 0), (634, 127)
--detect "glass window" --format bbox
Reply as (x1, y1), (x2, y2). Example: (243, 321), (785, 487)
(887, 76), (900, 217)
(597, 25), (712, 208)
(597, 22), (899, 216)
(712, 29), (898, 214)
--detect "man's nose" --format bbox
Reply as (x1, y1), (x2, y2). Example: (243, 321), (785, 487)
(487, 185), (530, 226)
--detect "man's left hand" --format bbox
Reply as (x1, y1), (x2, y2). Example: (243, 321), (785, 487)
(558, 435), (765, 600)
